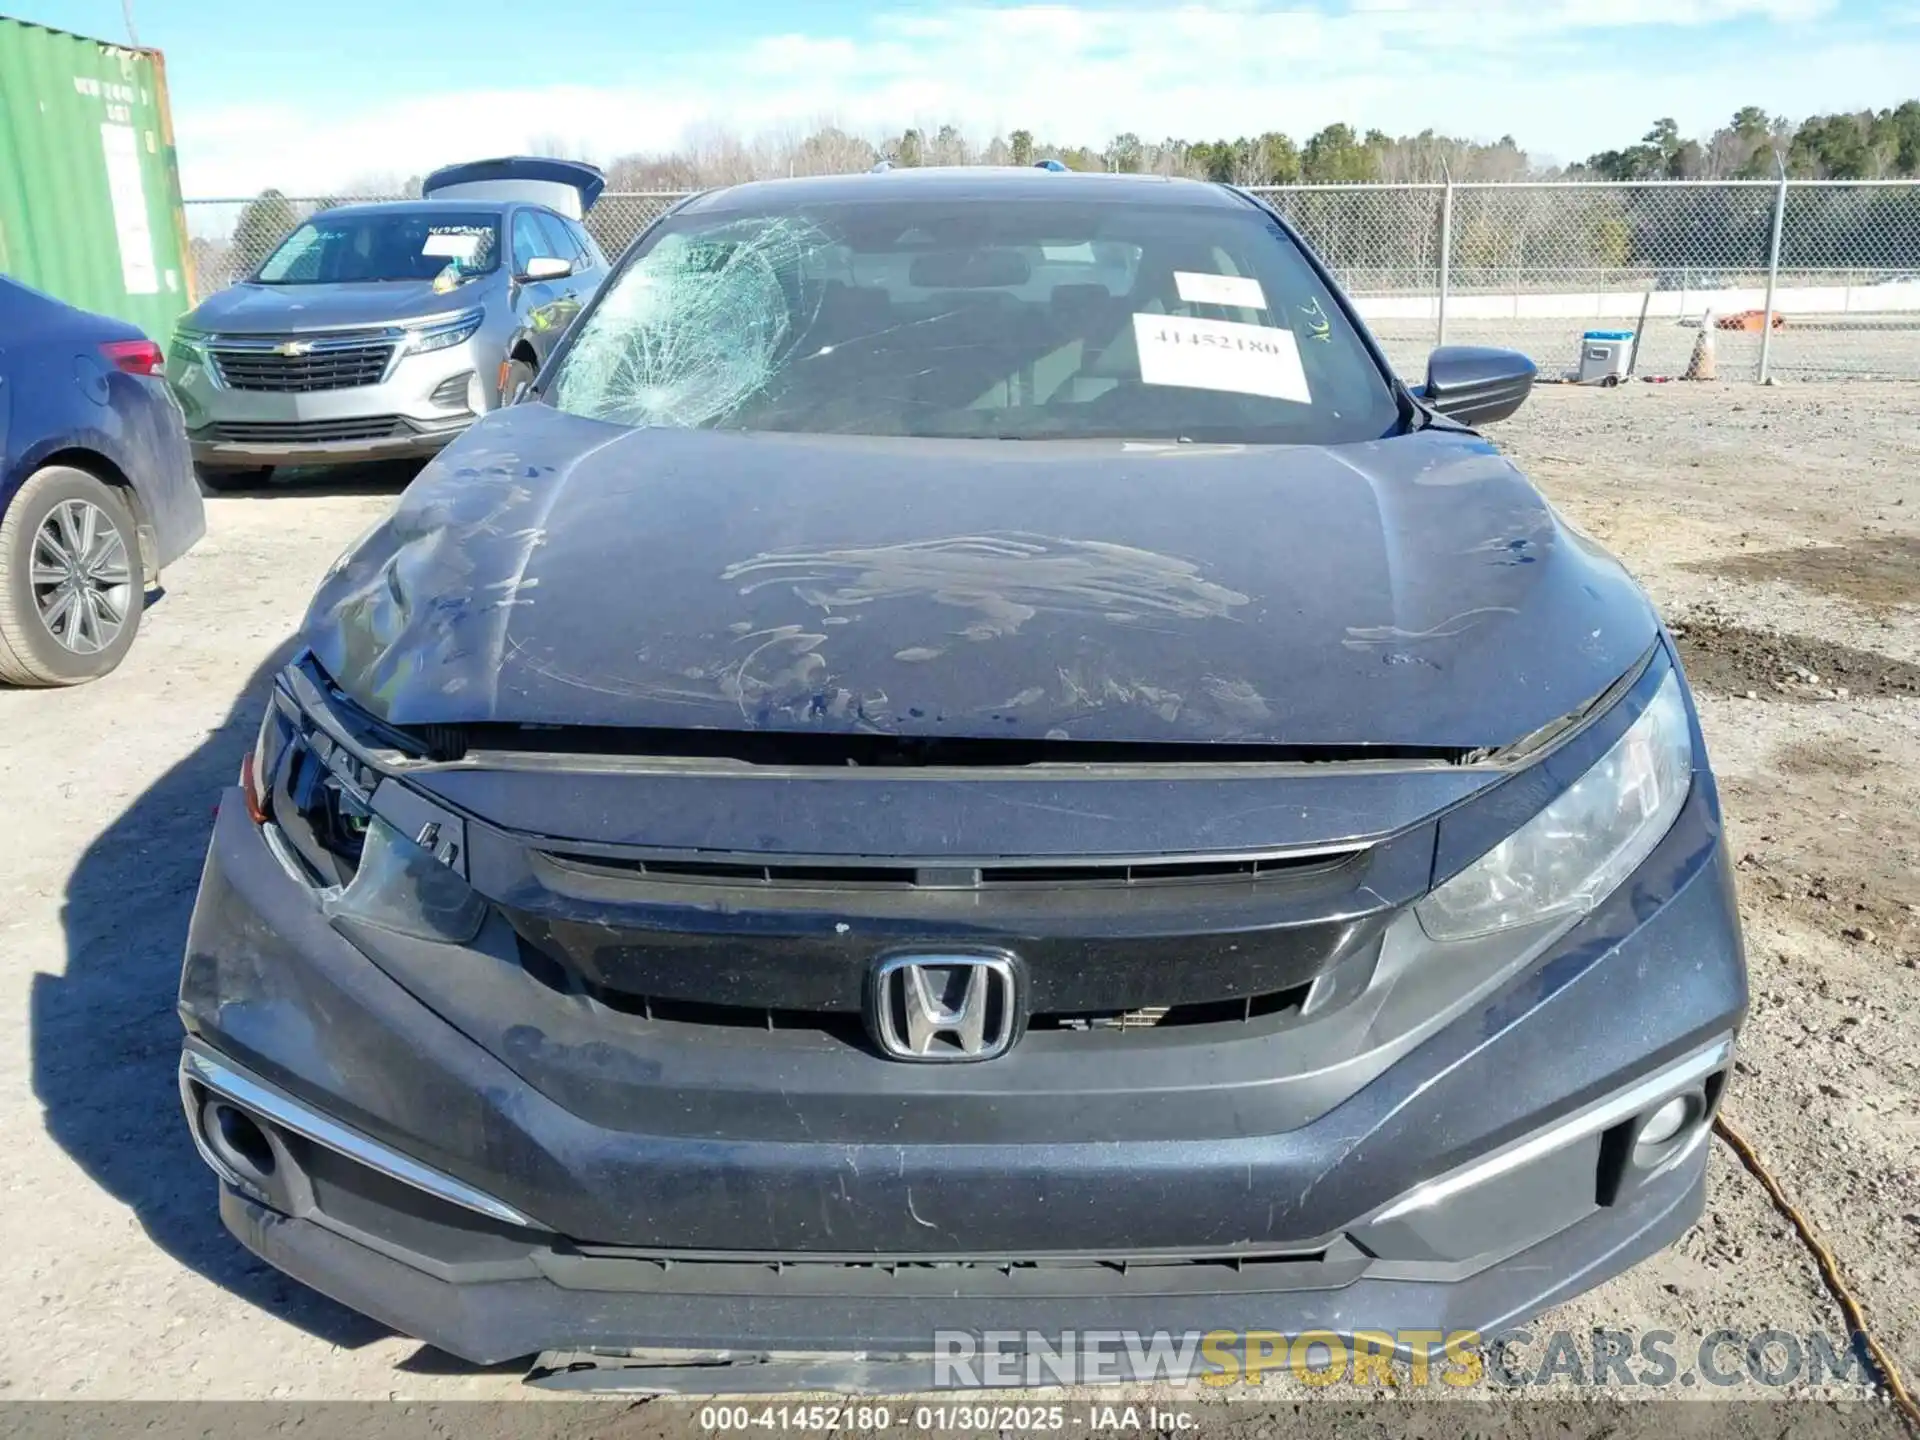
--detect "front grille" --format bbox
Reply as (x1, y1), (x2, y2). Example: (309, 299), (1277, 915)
(209, 336), (394, 391)
(201, 416), (407, 444)
(509, 893), (1370, 1022)
(519, 924), (1315, 1040)
(542, 847), (1352, 891)
(554, 960), (1314, 1042)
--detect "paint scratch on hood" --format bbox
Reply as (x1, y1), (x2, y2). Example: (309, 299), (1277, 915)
(1343, 606), (1519, 649)
(720, 532), (1250, 662)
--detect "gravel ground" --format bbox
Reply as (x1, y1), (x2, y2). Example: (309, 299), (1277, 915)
(0, 384), (1915, 1419)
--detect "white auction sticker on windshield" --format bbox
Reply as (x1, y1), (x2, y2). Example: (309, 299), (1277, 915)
(1132, 313), (1311, 403)
(1174, 271), (1266, 309)
(423, 232), (482, 260)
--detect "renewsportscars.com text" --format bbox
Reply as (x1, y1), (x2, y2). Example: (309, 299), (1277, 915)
(930, 1328), (1871, 1389)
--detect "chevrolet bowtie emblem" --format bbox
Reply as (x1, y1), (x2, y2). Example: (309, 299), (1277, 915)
(273, 340), (314, 357)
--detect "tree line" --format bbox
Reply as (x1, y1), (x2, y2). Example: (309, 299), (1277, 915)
(196, 102), (1920, 300)
(588, 103), (1920, 190)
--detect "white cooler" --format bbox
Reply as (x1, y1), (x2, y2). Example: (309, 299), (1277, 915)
(1577, 330), (1634, 385)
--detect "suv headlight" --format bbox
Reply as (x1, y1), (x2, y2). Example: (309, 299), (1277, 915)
(1416, 669), (1694, 942)
(405, 310), (484, 355)
(169, 327), (213, 372)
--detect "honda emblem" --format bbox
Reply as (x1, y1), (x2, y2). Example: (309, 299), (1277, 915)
(869, 952), (1022, 1062)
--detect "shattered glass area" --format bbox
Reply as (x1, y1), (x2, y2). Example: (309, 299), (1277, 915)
(543, 194), (1404, 444)
(553, 219), (823, 429)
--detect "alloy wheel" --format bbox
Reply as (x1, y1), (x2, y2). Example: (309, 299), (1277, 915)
(30, 498), (133, 655)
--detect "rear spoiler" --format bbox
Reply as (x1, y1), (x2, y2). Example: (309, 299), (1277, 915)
(421, 157), (608, 219)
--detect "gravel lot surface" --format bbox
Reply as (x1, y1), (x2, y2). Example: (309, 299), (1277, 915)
(0, 384), (1915, 1420)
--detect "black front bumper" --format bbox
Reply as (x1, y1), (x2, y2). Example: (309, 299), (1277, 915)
(216, 1155), (1707, 1379)
(177, 765), (1746, 1368)
(189, 418), (471, 469)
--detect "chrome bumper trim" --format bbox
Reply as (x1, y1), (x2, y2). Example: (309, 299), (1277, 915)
(179, 1044), (538, 1228)
(1368, 1034), (1733, 1223)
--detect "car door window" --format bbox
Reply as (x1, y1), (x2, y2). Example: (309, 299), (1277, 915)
(511, 213), (544, 276)
(566, 218), (603, 271)
(532, 211), (577, 270)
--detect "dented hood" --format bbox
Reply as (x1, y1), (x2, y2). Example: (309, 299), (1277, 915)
(302, 404), (1658, 749)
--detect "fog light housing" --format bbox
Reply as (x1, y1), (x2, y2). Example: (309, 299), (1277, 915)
(430, 371), (478, 412)
(1630, 1087), (1709, 1173)
(203, 1100), (276, 1184)
(1639, 1094), (1692, 1146)
(466, 369), (485, 414)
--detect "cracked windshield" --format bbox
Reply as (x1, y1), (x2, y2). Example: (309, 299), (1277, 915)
(548, 197), (1402, 443)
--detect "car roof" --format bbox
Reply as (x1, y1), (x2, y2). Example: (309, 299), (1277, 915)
(681, 166), (1245, 214)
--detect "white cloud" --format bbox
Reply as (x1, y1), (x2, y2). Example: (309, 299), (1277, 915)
(169, 0), (1915, 195)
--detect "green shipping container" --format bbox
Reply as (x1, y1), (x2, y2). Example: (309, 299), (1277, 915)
(0, 15), (192, 343)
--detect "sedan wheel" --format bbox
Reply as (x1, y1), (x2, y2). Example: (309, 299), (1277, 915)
(0, 466), (146, 686)
(34, 498), (134, 654)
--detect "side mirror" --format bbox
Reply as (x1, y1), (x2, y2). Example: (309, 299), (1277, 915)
(520, 256), (573, 283)
(1416, 346), (1536, 427)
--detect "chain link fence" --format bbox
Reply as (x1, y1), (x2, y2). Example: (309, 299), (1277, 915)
(184, 179), (1920, 381)
(1253, 180), (1920, 383)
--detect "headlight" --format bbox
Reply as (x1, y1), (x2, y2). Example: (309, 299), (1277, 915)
(322, 814), (487, 944)
(169, 328), (212, 371)
(241, 691), (299, 825)
(1416, 669), (1693, 942)
(406, 311), (484, 354)
(252, 662), (488, 944)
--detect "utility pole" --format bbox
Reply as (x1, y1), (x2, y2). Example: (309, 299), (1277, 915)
(1436, 161), (1454, 349)
(1757, 151), (1788, 383)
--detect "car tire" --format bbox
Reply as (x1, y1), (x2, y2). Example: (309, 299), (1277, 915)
(502, 356), (536, 407)
(198, 466), (274, 494)
(0, 464), (146, 687)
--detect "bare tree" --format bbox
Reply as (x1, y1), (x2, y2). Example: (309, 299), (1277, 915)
(683, 122), (758, 186)
(925, 124), (973, 167)
(791, 124), (879, 176)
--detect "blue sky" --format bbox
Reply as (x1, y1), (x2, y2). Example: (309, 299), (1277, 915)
(9, 0), (1919, 193)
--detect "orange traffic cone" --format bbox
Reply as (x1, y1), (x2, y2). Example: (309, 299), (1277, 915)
(1685, 310), (1718, 381)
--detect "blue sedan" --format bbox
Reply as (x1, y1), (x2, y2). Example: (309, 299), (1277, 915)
(0, 277), (205, 685)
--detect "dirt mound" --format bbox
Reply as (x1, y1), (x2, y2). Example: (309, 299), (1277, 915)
(1692, 536), (1920, 610)
(1668, 616), (1920, 700)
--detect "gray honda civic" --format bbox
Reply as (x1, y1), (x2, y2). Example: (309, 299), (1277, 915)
(177, 166), (1746, 1387)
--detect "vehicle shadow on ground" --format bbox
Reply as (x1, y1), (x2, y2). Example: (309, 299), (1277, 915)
(200, 458), (426, 500)
(30, 643), (389, 1350)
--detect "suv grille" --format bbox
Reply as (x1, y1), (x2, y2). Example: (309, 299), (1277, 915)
(201, 416), (408, 443)
(209, 335), (394, 391)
